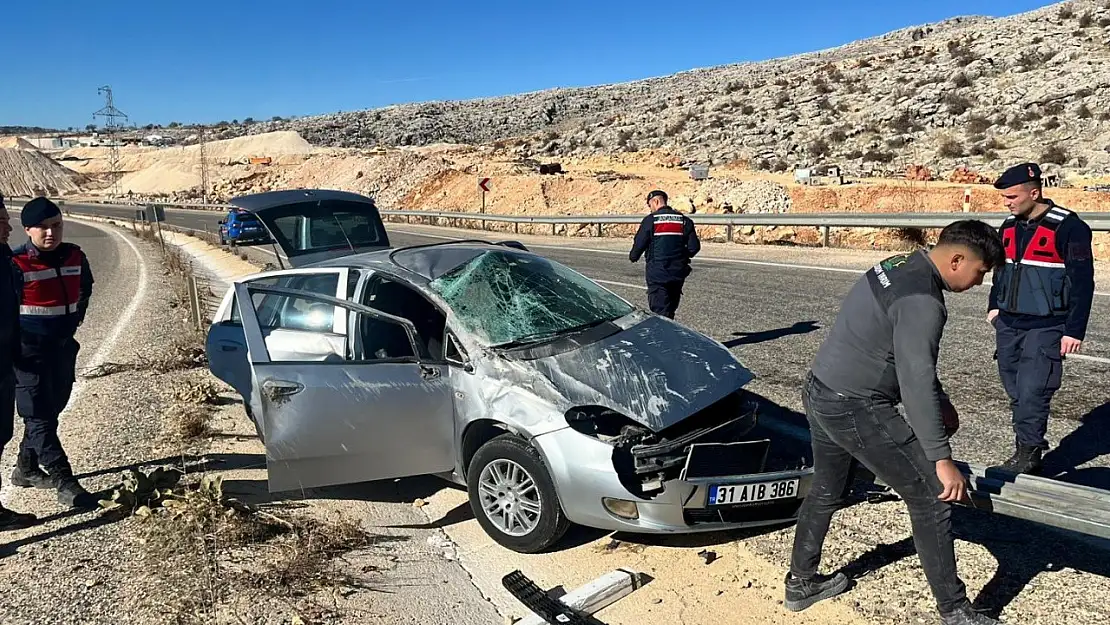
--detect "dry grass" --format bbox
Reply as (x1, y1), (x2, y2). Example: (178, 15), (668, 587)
(127, 471), (386, 624)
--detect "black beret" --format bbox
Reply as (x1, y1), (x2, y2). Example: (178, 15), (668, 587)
(20, 197), (61, 228)
(993, 162), (1041, 189)
(646, 189), (668, 203)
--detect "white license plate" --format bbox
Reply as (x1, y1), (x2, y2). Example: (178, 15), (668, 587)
(708, 479), (799, 506)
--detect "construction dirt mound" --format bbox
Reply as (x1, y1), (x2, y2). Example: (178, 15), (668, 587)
(0, 137), (37, 150)
(0, 148), (87, 198)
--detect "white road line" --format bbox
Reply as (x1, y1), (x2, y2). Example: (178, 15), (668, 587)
(594, 278), (647, 291)
(0, 220), (148, 507)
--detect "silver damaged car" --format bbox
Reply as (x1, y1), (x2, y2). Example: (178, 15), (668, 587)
(206, 189), (815, 553)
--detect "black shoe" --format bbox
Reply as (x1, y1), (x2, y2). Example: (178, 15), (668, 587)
(783, 571), (849, 612)
(10, 459), (54, 489)
(48, 465), (98, 510)
(940, 603), (1000, 624)
(998, 444), (1044, 475)
(0, 505), (39, 531)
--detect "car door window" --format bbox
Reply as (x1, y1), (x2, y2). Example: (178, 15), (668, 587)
(359, 275), (447, 360)
(230, 273), (341, 327)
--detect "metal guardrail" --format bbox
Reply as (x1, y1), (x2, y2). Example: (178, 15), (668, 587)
(57, 199), (1110, 246)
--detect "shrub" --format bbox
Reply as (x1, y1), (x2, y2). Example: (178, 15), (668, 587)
(945, 93), (973, 115)
(1041, 144), (1068, 163)
(938, 140), (966, 158)
(967, 115), (992, 134)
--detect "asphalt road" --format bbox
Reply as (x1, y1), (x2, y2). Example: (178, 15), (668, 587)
(59, 202), (1110, 484)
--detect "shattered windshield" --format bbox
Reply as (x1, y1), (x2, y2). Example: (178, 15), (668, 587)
(429, 251), (634, 348)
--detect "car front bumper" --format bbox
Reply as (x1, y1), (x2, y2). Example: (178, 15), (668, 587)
(534, 427), (814, 535)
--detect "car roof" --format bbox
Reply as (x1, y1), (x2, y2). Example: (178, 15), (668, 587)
(228, 188), (375, 212)
(304, 240), (533, 283)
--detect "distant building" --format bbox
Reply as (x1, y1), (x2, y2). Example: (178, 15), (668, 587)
(23, 136), (63, 150)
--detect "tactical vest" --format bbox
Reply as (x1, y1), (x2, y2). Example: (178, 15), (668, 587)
(994, 205), (1071, 317)
(11, 243), (84, 336)
(646, 209), (691, 264)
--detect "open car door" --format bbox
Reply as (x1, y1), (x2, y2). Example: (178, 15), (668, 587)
(233, 282), (455, 493)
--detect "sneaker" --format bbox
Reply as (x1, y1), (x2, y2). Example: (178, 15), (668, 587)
(998, 444), (1044, 475)
(784, 571), (850, 612)
(940, 603), (1000, 624)
(0, 505), (38, 531)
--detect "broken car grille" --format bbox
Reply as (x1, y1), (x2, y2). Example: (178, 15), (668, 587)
(683, 499), (803, 526)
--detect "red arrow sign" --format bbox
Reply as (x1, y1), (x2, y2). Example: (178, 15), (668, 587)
(479, 177), (490, 193)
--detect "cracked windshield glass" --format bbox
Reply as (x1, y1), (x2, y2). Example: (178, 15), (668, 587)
(429, 251), (634, 347)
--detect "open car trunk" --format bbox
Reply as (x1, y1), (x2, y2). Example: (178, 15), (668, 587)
(231, 190), (392, 267)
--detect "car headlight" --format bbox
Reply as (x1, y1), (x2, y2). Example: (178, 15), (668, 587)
(565, 406), (648, 442)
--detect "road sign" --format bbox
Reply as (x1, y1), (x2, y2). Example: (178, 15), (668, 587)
(479, 177), (490, 192)
(479, 177), (490, 215)
(963, 188), (971, 213)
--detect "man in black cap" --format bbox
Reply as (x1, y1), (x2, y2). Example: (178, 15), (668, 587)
(629, 189), (701, 319)
(9, 197), (97, 508)
(0, 194), (40, 529)
(987, 162), (1094, 475)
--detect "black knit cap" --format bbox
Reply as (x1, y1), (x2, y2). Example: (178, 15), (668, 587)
(21, 197), (61, 228)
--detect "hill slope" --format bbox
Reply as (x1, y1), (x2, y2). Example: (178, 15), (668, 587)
(211, 0), (1110, 177)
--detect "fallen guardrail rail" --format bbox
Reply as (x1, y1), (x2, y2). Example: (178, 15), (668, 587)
(958, 461), (1110, 540)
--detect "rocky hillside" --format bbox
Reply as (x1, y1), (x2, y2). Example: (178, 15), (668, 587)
(165, 1), (1110, 177)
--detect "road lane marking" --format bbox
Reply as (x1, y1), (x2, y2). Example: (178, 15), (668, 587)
(594, 278), (647, 291)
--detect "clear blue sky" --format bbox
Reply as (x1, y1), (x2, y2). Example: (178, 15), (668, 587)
(1, 0), (1055, 130)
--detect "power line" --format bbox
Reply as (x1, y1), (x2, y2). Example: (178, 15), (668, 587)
(93, 85), (128, 197)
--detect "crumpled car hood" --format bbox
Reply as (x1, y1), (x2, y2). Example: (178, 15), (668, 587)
(523, 316), (754, 432)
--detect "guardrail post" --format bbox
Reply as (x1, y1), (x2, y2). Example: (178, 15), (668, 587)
(552, 223), (557, 236)
(822, 225), (831, 248)
(514, 222), (519, 235)
(726, 224), (733, 243)
(597, 223), (603, 238)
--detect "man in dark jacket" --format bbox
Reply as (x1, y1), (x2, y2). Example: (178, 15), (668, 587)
(629, 190), (701, 319)
(987, 163), (1095, 475)
(785, 220), (1005, 625)
(9, 197), (96, 509)
(0, 194), (40, 528)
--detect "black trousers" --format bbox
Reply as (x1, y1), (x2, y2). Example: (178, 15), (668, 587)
(790, 373), (969, 614)
(14, 337), (80, 472)
(647, 280), (684, 319)
(994, 322), (1064, 450)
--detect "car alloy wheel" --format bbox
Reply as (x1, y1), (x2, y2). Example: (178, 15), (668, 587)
(477, 459), (542, 537)
(467, 433), (570, 553)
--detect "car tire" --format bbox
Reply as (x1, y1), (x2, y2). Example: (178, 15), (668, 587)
(467, 433), (570, 554)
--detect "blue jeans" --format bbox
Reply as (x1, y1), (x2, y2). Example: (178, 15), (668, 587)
(789, 373), (969, 613)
